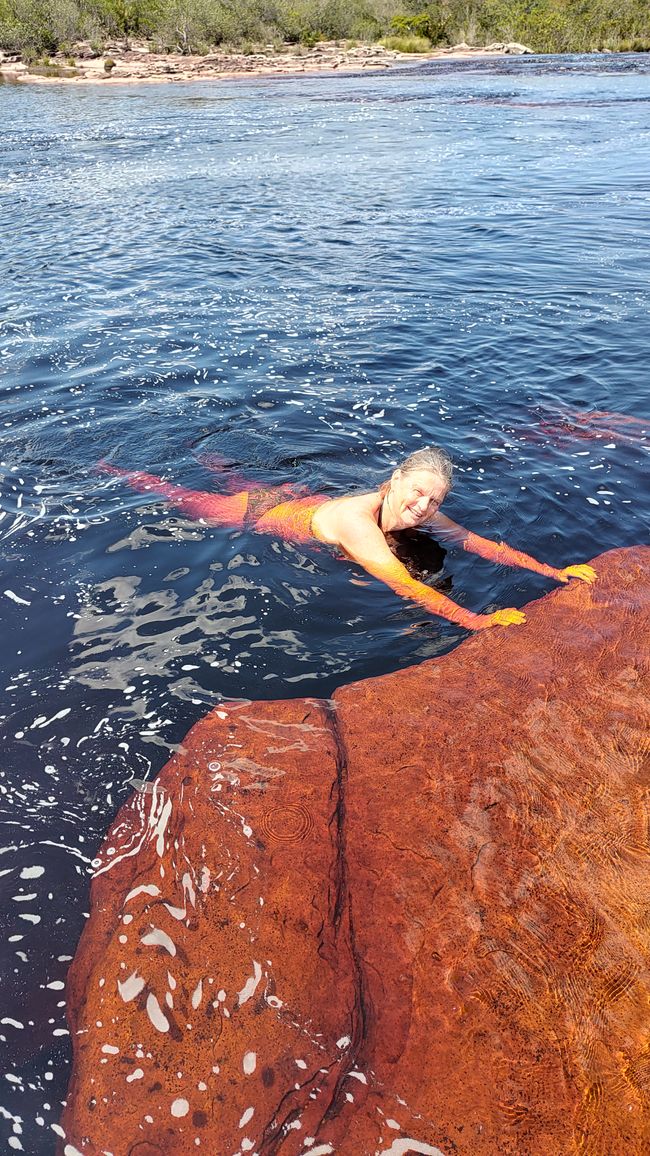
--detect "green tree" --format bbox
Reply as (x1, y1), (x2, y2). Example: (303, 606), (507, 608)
(0, 0), (85, 53)
(391, 3), (448, 43)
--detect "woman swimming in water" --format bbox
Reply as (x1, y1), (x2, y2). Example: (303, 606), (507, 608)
(99, 446), (596, 632)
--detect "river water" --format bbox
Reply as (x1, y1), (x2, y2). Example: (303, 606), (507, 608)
(1, 53), (649, 1151)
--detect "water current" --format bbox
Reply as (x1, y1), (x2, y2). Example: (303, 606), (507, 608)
(0, 53), (649, 1152)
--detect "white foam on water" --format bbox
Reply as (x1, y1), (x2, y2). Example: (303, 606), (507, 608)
(164, 902), (187, 920)
(153, 797), (173, 857)
(146, 992), (170, 1033)
(4, 590), (31, 606)
(125, 883), (161, 904)
(237, 960), (262, 1005)
(182, 872), (196, 908)
(117, 972), (146, 1002)
(141, 927), (177, 956)
(378, 1141), (446, 1156)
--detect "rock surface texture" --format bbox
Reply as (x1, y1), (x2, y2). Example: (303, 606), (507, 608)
(61, 546), (650, 1155)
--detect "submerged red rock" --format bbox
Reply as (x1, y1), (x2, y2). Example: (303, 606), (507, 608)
(61, 547), (650, 1155)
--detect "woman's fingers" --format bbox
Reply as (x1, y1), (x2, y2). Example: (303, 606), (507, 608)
(560, 564), (597, 584)
(471, 608), (527, 630)
(490, 607), (527, 627)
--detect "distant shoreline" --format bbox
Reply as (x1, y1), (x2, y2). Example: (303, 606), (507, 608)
(0, 39), (535, 86)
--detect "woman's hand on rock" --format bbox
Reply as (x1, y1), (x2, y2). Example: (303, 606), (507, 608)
(470, 607), (527, 630)
(558, 563), (597, 584)
(489, 607), (527, 627)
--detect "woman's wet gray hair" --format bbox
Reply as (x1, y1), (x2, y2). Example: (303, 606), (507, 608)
(398, 446), (454, 489)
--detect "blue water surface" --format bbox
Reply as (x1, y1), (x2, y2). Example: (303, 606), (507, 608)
(0, 53), (649, 1151)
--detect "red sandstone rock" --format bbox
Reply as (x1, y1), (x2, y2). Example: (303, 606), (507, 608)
(60, 547), (650, 1155)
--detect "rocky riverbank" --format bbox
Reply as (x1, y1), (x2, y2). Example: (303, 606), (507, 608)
(59, 545), (650, 1155)
(0, 38), (533, 85)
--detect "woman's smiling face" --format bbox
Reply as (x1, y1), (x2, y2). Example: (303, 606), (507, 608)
(390, 468), (449, 529)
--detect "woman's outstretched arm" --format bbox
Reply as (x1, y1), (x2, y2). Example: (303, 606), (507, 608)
(428, 512), (597, 585)
(336, 517), (525, 631)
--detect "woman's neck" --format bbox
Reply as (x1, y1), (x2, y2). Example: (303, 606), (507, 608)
(380, 490), (397, 533)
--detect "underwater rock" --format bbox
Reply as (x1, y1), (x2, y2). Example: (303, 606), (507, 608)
(60, 546), (650, 1154)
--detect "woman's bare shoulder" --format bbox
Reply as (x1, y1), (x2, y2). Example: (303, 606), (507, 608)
(312, 490), (381, 544)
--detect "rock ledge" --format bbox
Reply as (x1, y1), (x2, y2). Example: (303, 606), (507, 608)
(60, 546), (650, 1154)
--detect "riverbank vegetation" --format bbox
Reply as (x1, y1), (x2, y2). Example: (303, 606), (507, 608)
(1, 0), (649, 60)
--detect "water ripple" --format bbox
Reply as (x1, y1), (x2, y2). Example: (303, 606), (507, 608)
(1, 55), (649, 1151)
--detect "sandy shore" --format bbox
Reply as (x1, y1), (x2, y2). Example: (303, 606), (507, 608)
(0, 39), (532, 86)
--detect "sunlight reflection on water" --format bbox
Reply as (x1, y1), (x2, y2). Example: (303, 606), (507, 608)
(0, 53), (649, 1151)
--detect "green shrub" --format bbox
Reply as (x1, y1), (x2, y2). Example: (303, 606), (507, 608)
(27, 59), (77, 72)
(390, 9), (445, 43)
(103, 53), (115, 68)
(380, 32), (431, 51)
(0, 0), (89, 55)
(276, 0), (381, 46)
(4, 0), (650, 60)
